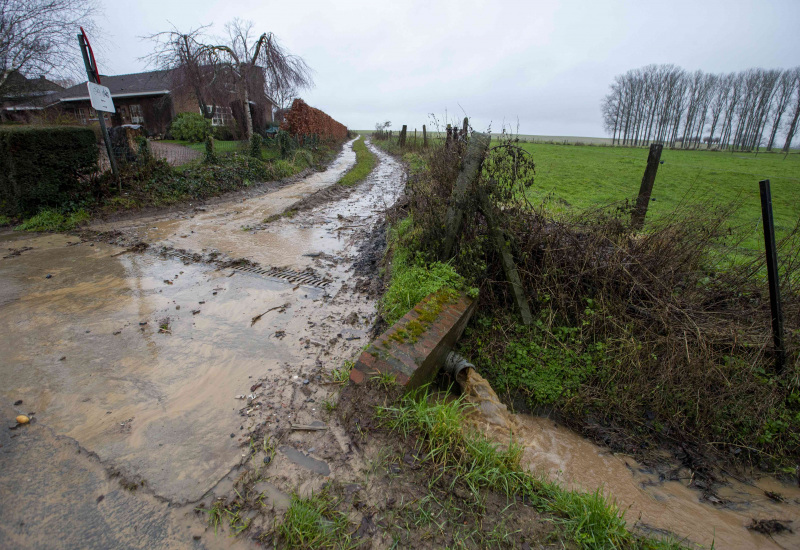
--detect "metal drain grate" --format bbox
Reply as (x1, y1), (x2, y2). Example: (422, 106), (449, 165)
(234, 265), (330, 288)
(160, 249), (199, 263)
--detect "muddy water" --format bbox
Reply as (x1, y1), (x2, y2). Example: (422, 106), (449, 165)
(459, 369), (800, 549)
(0, 139), (406, 548)
(92, 137), (360, 268)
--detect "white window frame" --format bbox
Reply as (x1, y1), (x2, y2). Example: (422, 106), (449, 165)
(129, 104), (144, 124)
(207, 105), (232, 126)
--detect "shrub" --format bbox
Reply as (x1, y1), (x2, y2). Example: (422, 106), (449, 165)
(249, 133), (263, 159)
(170, 112), (211, 142)
(213, 122), (238, 141)
(0, 126), (98, 215)
(204, 135), (217, 164)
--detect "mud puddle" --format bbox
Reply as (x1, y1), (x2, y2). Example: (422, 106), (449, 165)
(91, 137), (360, 268)
(459, 369), (800, 549)
(0, 139), (406, 547)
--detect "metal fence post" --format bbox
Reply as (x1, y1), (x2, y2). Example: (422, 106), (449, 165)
(759, 179), (786, 374)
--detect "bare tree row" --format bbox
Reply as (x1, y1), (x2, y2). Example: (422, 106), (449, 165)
(602, 64), (800, 152)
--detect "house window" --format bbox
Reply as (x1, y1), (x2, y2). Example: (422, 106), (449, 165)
(207, 105), (232, 126)
(77, 108), (87, 124)
(130, 104), (144, 124)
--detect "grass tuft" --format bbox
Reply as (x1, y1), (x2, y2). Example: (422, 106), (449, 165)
(275, 491), (353, 549)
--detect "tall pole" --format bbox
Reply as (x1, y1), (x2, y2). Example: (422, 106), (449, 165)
(759, 179), (786, 374)
(77, 32), (118, 183)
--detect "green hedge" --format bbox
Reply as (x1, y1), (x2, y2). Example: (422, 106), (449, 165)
(0, 126), (98, 215)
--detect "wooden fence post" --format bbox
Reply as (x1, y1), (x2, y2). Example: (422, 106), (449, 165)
(631, 143), (663, 230)
(477, 189), (533, 325)
(400, 125), (407, 147)
(759, 179), (786, 374)
(442, 132), (491, 259)
(423, 125), (427, 147)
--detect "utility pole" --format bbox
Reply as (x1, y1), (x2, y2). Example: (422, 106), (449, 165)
(77, 29), (118, 184)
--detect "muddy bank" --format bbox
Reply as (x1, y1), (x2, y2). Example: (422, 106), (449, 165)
(459, 368), (800, 550)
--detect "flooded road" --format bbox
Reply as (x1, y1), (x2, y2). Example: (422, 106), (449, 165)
(0, 140), (405, 548)
(460, 369), (800, 550)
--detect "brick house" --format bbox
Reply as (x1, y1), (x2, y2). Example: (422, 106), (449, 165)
(0, 72), (65, 122)
(47, 68), (276, 137)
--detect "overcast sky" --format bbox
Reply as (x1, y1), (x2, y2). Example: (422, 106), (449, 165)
(93, 0), (800, 137)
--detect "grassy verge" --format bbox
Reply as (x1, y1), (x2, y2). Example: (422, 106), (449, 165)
(380, 215), (466, 326)
(375, 388), (683, 549)
(14, 209), (90, 232)
(338, 135), (376, 187)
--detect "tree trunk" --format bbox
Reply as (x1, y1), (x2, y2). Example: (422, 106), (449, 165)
(782, 98), (800, 153)
(242, 82), (254, 139)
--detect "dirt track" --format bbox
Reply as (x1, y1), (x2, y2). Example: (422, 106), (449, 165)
(0, 139), (404, 548)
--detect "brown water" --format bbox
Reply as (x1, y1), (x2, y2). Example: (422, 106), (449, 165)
(459, 369), (800, 549)
(0, 140), (405, 548)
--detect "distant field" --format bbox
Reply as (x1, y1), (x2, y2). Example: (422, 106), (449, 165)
(504, 134), (614, 145)
(358, 131), (613, 145)
(518, 142), (800, 253)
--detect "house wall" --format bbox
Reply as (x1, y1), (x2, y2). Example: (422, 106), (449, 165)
(60, 94), (174, 137)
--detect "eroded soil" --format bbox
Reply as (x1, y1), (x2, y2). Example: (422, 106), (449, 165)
(0, 140), (406, 548)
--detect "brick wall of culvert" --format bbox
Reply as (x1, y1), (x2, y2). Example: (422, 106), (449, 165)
(350, 291), (476, 391)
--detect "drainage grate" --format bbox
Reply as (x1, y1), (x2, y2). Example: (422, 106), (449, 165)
(159, 249), (200, 263)
(234, 265), (330, 289)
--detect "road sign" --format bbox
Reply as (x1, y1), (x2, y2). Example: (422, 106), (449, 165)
(87, 82), (115, 113)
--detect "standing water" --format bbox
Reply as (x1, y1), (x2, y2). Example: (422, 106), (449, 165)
(457, 368), (800, 549)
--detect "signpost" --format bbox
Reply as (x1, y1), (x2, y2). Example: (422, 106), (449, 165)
(87, 81), (115, 114)
(77, 28), (118, 181)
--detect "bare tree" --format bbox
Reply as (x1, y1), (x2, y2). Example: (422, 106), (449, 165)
(143, 24), (217, 118)
(767, 68), (798, 151)
(204, 19), (313, 138)
(0, 0), (99, 96)
(271, 84), (299, 111)
(782, 69), (800, 153)
(603, 64), (800, 152)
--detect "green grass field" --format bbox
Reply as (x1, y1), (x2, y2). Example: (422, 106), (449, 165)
(517, 143), (800, 252)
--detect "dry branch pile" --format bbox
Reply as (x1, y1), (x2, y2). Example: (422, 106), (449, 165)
(280, 99), (347, 143)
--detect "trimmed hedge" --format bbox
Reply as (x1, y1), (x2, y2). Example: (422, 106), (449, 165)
(0, 126), (98, 215)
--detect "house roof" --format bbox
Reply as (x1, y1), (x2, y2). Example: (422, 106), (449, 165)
(1, 72), (64, 100)
(58, 69), (173, 101)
